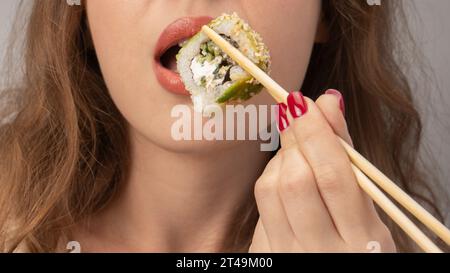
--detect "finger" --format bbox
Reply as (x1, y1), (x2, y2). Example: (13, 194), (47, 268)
(316, 90), (377, 209)
(286, 91), (377, 240)
(315, 90), (353, 146)
(277, 146), (342, 250)
(249, 219), (271, 252)
(277, 102), (296, 149)
(254, 152), (296, 251)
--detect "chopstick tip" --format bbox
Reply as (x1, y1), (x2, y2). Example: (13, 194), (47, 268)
(201, 25), (210, 32)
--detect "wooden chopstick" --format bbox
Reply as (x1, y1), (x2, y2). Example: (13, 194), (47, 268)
(340, 139), (450, 246)
(351, 166), (442, 252)
(202, 25), (450, 253)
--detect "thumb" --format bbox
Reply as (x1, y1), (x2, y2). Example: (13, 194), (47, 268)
(315, 89), (354, 147)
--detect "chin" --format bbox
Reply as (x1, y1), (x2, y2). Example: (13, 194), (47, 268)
(138, 129), (248, 155)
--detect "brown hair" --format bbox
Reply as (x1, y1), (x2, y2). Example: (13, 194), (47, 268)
(301, 0), (448, 252)
(0, 0), (447, 252)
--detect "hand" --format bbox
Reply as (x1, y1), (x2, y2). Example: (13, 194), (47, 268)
(249, 90), (396, 253)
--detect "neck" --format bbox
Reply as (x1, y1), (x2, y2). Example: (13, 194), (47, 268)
(83, 129), (271, 252)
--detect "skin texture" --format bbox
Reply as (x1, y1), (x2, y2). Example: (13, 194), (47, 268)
(82, 0), (395, 252)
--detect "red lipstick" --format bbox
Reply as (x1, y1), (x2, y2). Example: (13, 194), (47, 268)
(154, 16), (213, 95)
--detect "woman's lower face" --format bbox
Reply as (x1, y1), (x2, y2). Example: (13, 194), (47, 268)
(86, 0), (322, 152)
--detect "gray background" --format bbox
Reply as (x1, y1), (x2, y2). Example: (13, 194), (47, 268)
(0, 1), (449, 221)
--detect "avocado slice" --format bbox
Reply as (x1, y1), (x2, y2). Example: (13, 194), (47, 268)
(216, 78), (263, 104)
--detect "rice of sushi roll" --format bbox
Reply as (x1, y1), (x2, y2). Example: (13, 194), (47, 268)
(176, 13), (271, 115)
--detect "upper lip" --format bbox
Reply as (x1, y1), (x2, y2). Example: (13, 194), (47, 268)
(153, 16), (213, 95)
(154, 16), (213, 61)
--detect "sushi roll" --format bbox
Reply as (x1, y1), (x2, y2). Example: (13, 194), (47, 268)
(177, 13), (271, 114)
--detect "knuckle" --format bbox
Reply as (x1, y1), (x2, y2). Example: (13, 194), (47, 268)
(255, 154), (282, 200)
(254, 176), (277, 200)
(261, 154), (281, 175)
(278, 166), (312, 197)
(266, 153), (281, 169)
(279, 175), (300, 195)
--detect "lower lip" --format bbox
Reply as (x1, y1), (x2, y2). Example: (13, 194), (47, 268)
(154, 16), (213, 95)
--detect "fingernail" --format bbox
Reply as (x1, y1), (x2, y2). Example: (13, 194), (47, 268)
(277, 102), (289, 132)
(287, 91), (308, 118)
(325, 89), (345, 115)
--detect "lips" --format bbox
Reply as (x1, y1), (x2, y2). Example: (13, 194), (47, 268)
(154, 16), (213, 95)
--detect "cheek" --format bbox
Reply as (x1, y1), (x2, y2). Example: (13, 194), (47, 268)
(86, 0), (153, 104)
(247, 0), (321, 93)
(86, 1), (177, 146)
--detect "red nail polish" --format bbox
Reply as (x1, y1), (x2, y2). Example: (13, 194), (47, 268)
(277, 103), (289, 132)
(287, 91), (308, 118)
(325, 89), (345, 115)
